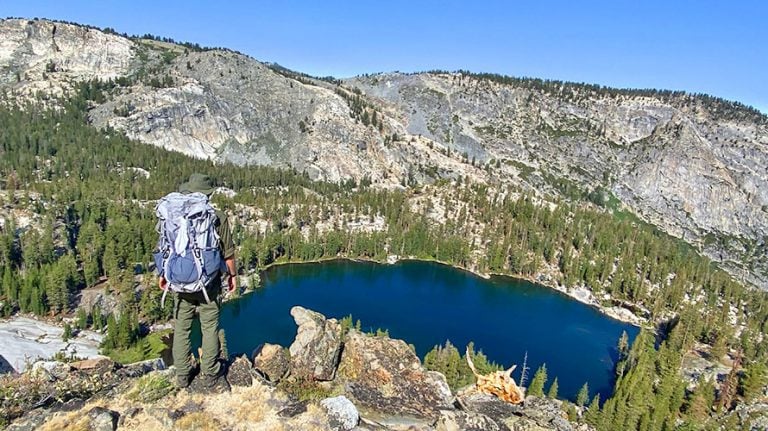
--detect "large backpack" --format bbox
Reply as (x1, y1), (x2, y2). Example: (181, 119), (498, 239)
(153, 192), (224, 306)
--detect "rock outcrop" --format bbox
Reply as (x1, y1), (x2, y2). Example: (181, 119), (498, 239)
(226, 355), (254, 387)
(288, 306), (343, 381)
(336, 330), (453, 420)
(252, 343), (290, 383)
(0, 18), (134, 99)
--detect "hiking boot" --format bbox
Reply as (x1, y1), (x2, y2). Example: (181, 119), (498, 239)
(198, 372), (231, 393)
(175, 374), (191, 389)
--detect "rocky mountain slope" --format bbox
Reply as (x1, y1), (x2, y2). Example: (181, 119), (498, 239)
(1, 18), (766, 288)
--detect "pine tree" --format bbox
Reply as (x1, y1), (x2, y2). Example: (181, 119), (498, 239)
(76, 307), (88, 329)
(92, 304), (104, 330)
(104, 314), (118, 350)
(584, 393), (601, 427)
(527, 364), (548, 397)
(576, 382), (590, 407)
(685, 378), (715, 422)
(547, 377), (559, 399)
(740, 361), (767, 401)
(718, 358), (740, 411)
(62, 322), (73, 341)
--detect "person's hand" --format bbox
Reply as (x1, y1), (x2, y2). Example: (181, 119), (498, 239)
(227, 273), (237, 292)
(159, 276), (168, 291)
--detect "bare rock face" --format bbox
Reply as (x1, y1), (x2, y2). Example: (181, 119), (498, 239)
(0, 19), (134, 99)
(288, 306), (343, 381)
(252, 343), (290, 383)
(336, 330), (453, 420)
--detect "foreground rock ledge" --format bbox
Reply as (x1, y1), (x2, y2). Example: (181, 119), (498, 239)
(4, 307), (583, 430)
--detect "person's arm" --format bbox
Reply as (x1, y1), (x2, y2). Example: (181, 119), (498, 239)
(218, 213), (237, 292)
(225, 257), (237, 292)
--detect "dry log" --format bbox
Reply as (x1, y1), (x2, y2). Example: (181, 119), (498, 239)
(466, 347), (525, 404)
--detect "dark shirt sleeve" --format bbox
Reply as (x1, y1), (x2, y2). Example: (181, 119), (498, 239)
(216, 211), (236, 260)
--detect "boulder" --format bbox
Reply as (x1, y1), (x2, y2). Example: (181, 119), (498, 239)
(288, 306), (342, 381)
(146, 406), (176, 429)
(58, 398), (86, 412)
(29, 360), (69, 381)
(118, 407), (142, 427)
(336, 330), (453, 420)
(436, 409), (507, 431)
(456, 392), (574, 431)
(6, 410), (48, 431)
(253, 343), (290, 383)
(456, 391), (523, 420)
(320, 396), (359, 431)
(227, 355), (253, 387)
(70, 355), (116, 374)
(0, 353), (15, 375)
(278, 400), (310, 418)
(517, 396), (571, 431)
(120, 358), (166, 378)
(87, 406), (119, 431)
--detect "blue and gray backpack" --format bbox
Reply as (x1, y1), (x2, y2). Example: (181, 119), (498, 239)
(153, 192), (224, 306)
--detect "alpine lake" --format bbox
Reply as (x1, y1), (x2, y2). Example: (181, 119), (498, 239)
(197, 259), (639, 401)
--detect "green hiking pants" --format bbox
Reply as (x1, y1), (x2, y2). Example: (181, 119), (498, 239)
(172, 283), (222, 378)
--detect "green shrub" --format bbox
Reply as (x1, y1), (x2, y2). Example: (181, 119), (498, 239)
(277, 376), (332, 401)
(126, 372), (173, 403)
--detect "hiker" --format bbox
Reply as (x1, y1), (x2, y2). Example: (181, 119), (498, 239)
(156, 173), (237, 391)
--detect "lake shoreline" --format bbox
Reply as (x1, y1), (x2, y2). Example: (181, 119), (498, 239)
(246, 255), (647, 328)
(226, 255), (638, 400)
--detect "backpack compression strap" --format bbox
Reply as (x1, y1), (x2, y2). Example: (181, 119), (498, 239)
(159, 280), (213, 309)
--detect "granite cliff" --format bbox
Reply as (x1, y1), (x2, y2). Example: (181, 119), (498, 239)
(1, 18), (766, 288)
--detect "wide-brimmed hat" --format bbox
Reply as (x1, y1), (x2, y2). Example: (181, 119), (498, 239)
(179, 173), (215, 195)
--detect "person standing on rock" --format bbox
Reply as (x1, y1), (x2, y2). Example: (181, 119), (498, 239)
(158, 173), (237, 392)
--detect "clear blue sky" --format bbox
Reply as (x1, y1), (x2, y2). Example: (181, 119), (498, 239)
(4, 0), (767, 113)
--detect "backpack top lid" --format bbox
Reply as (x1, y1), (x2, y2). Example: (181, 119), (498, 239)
(156, 192), (218, 255)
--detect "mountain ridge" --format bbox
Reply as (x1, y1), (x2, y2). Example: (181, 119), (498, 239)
(1, 17), (766, 289)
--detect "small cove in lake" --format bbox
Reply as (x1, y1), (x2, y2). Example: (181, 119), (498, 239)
(214, 259), (639, 401)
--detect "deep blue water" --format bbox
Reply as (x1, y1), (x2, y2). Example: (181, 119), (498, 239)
(216, 259), (638, 401)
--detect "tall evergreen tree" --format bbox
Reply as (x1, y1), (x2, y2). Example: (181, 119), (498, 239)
(576, 382), (590, 407)
(527, 364), (548, 397)
(740, 361), (767, 401)
(547, 377), (559, 399)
